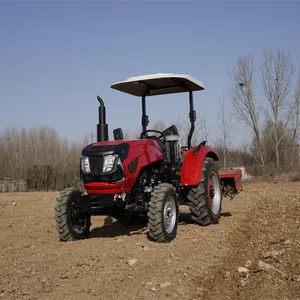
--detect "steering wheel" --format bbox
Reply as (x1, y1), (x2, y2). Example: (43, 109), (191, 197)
(140, 129), (166, 143)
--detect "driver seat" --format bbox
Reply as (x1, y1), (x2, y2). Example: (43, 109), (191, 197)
(141, 125), (179, 154)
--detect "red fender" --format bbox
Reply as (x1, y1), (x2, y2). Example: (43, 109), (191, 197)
(180, 145), (219, 186)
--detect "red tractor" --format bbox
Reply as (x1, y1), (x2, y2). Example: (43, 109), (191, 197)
(55, 73), (239, 243)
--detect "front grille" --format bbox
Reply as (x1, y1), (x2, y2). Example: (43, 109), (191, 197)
(89, 156), (103, 176)
(81, 156), (125, 183)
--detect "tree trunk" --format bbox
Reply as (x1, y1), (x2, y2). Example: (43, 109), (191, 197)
(257, 140), (266, 172)
(223, 147), (227, 169)
(275, 143), (280, 172)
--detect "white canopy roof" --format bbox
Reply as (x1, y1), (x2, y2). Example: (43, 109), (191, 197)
(110, 73), (205, 97)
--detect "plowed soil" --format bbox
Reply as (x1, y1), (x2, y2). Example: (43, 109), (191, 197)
(1, 181), (300, 300)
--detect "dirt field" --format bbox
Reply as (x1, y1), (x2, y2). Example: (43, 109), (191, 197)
(1, 181), (300, 300)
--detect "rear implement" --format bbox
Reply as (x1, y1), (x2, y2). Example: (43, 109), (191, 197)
(219, 169), (243, 199)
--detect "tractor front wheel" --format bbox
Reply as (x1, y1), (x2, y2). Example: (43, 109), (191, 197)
(55, 188), (91, 241)
(187, 157), (222, 226)
(147, 183), (179, 243)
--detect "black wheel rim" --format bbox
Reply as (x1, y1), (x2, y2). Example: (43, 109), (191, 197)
(69, 198), (88, 234)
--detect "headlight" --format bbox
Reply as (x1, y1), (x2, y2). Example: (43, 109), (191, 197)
(103, 154), (118, 173)
(81, 156), (90, 174)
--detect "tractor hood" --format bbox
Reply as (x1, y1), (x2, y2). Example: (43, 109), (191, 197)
(82, 141), (130, 160)
(81, 139), (162, 160)
(80, 139), (164, 185)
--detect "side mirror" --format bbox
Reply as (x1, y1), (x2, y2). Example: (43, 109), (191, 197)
(113, 128), (124, 140)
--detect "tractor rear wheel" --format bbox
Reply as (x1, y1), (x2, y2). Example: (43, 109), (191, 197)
(187, 157), (222, 226)
(55, 188), (91, 241)
(147, 183), (179, 243)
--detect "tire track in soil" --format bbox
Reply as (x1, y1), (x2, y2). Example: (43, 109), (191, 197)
(193, 181), (300, 300)
(1, 182), (299, 300)
(0, 188), (251, 300)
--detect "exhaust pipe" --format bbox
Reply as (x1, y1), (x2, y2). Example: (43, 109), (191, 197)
(97, 95), (109, 142)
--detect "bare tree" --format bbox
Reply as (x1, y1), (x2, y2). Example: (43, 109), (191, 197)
(291, 68), (300, 167)
(239, 138), (255, 165)
(123, 131), (132, 140)
(123, 128), (141, 140)
(175, 116), (212, 147)
(83, 131), (95, 144)
(229, 54), (265, 169)
(0, 125), (88, 192)
(198, 116), (212, 142)
(293, 69), (300, 142)
(151, 120), (167, 131)
(260, 49), (295, 171)
(216, 97), (235, 169)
